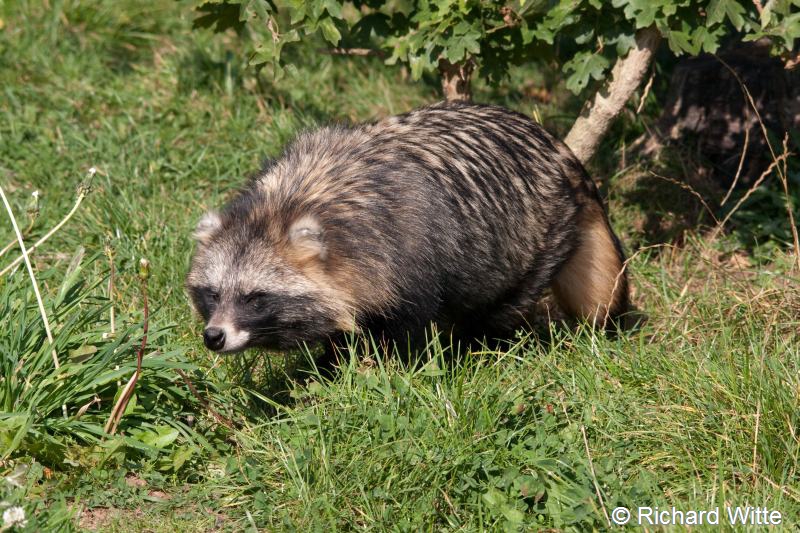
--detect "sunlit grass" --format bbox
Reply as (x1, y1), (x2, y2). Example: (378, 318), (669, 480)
(0, 0), (798, 530)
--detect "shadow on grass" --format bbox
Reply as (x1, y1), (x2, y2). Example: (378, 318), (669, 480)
(220, 308), (648, 420)
(221, 348), (323, 414)
(616, 167), (721, 248)
(615, 153), (799, 253)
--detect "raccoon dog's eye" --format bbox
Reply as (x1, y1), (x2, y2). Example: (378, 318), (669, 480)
(244, 291), (269, 309)
(189, 286), (219, 321)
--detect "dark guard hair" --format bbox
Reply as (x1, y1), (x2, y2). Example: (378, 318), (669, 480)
(186, 101), (628, 354)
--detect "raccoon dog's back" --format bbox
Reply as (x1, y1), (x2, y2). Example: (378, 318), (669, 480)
(187, 101), (628, 353)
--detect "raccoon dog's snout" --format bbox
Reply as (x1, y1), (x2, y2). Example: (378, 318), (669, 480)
(186, 101), (629, 353)
(203, 327), (225, 351)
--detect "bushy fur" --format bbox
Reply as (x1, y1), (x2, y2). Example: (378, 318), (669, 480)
(186, 101), (628, 353)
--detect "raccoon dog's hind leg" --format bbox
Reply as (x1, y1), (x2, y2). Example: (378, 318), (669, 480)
(551, 202), (628, 328)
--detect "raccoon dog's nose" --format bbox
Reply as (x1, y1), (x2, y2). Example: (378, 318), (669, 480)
(203, 327), (226, 351)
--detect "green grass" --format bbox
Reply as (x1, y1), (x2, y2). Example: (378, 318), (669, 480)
(1, 1), (799, 531)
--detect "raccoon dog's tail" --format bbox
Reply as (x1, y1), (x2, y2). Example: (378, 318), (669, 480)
(550, 153), (629, 329)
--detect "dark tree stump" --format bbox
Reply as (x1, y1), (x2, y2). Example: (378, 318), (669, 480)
(652, 40), (798, 189)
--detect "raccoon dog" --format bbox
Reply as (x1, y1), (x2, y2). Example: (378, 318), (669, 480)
(186, 102), (628, 354)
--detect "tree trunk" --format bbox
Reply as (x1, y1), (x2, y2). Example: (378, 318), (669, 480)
(439, 59), (474, 101)
(564, 26), (661, 165)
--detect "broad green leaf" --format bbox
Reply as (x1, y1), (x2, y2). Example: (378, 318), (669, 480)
(0, 414), (30, 457)
(286, 0), (307, 24)
(612, 0), (661, 28)
(168, 445), (195, 471)
(68, 344), (98, 363)
(532, 0), (578, 44)
(502, 506), (525, 524)
(706, 0), (728, 26)
(761, 8), (771, 28)
(318, 17), (342, 45)
(323, 0), (343, 19)
(137, 426), (180, 449)
(610, 31), (637, 55)
(724, 0), (747, 30)
(408, 54), (429, 80)
(563, 51), (610, 93)
(249, 0), (271, 22)
(666, 29), (694, 54)
(692, 25), (724, 53)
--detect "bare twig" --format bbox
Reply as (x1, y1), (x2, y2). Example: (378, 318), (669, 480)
(318, 47), (385, 58)
(757, 473), (800, 502)
(647, 171), (720, 224)
(752, 399), (761, 480)
(0, 191), (38, 259)
(581, 424), (611, 527)
(266, 17), (280, 43)
(711, 57), (798, 266)
(714, 57), (781, 171)
(721, 122), (750, 206)
(104, 238), (116, 337)
(0, 239), (18, 260)
(636, 69), (655, 114)
(710, 149), (791, 240)
(105, 258), (150, 435)
(776, 135), (800, 268)
(0, 185), (59, 370)
(74, 396), (101, 420)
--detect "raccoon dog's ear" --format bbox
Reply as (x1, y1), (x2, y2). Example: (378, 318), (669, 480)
(289, 215), (326, 261)
(193, 211), (222, 245)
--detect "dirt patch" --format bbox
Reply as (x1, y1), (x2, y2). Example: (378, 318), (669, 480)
(77, 507), (144, 532)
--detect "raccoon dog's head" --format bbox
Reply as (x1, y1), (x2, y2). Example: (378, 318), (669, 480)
(186, 191), (356, 353)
